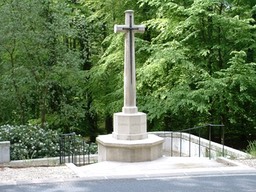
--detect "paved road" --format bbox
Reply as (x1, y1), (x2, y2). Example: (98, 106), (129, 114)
(1, 172), (256, 192)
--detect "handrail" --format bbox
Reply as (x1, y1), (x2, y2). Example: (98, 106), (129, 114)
(176, 124), (224, 132)
(161, 124), (225, 159)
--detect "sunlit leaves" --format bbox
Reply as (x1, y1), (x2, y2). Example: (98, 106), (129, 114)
(136, 0), (256, 132)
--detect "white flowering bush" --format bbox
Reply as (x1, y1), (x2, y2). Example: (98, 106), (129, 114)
(59, 134), (98, 156)
(89, 143), (98, 154)
(0, 125), (60, 160)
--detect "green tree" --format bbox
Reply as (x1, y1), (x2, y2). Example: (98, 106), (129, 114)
(1, 0), (255, 145)
(0, 0), (89, 135)
(135, 0), (256, 136)
(85, 0), (148, 133)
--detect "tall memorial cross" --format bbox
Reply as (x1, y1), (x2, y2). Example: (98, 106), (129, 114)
(114, 10), (145, 114)
(96, 10), (163, 162)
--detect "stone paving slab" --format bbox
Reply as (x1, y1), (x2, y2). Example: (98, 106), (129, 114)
(67, 156), (256, 180)
(0, 156), (255, 185)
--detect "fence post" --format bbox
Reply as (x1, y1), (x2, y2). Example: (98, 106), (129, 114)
(208, 125), (212, 159)
(88, 143), (91, 165)
(198, 127), (201, 157)
(171, 132), (173, 157)
(189, 131), (191, 157)
(221, 126), (225, 157)
(180, 132), (182, 157)
(59, 136), (62, 164)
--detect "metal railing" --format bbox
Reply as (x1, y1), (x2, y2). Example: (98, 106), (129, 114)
(59, 133), (94, 166)
(161, 124), (225, 159)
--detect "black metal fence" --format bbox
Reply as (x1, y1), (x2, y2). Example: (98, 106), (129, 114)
(59, 133), (95, 166)
(60, 125), (224, 164)
(162, 124), (225, 159)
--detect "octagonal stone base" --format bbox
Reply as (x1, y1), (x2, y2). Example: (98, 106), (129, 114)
(97, 134), (164, 162)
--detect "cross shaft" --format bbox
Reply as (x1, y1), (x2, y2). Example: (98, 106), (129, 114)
(114, 10), (145, 113)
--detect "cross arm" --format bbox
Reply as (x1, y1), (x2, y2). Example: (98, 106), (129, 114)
(134, 25), (146, 33)
(114, 24), (146, 33)
(114, 25), (127, 33)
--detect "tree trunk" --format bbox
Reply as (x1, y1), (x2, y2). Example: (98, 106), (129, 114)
(105, 115), (113, 133)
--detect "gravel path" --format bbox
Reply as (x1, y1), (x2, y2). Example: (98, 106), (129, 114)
(234, 158), (256, 168)
(0, 158), (255, 183)
(0, 166), (78, 183)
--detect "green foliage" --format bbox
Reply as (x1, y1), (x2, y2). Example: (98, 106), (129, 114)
(0, 125), (60, 160)
(0, 125), (98, 160)
(135, 0), (256, 133)
(89, 34), (124, 116)
(0, 0), (96, 136)
(246, 140), (256, 157)
(0, 0), (255, 149)
(60, 135), (98, 157)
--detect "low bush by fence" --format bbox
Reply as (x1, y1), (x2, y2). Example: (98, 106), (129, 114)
(0, 125), (97, 162)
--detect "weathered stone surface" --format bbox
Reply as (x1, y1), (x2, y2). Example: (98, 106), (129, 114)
(114, 10), (145, 110)
(0, 141), (10, 163)
(97, 134), (164, 162)
(113, 112), (148, 140)
(97, 10), (163, 162)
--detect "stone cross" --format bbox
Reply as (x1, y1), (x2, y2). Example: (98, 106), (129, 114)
(114, 10), (145, 114)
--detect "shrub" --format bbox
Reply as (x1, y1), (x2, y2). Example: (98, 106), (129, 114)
(89, 143), (98, 154)
(59, 134), (98, 156)
(246, 140), (256, 157)
(0, 125), (60, 160)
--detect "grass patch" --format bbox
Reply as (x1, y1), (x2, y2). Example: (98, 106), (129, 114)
(246, 140), (256, 157)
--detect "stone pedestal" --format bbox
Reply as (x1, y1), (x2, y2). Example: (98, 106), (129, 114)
(97, 134), (163, 162)
(112, 112), (148, 140)
(0, 141), (10, 163)
(97, 111), (164, 162)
